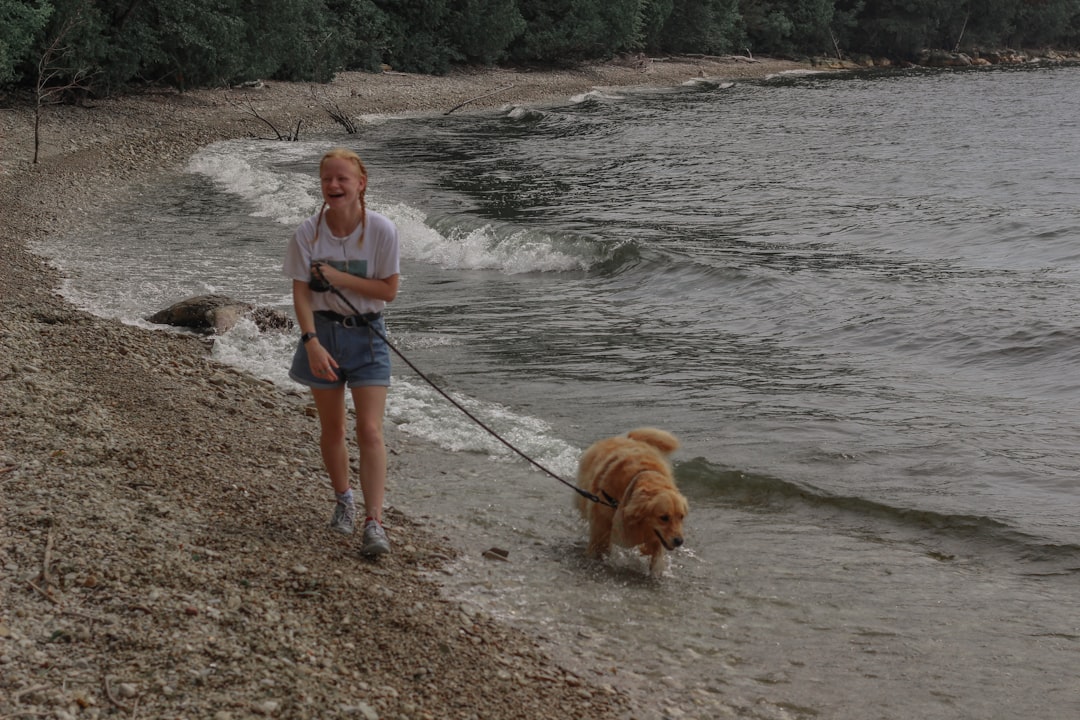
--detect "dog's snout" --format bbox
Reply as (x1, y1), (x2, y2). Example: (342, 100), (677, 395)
(673, 537), (684, 547)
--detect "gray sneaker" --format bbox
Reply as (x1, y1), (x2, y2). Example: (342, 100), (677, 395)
(329, 499), (356, 535)
(361, 518), (390, 556)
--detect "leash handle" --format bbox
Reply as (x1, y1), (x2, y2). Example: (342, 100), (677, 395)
(315, 277), (617, 509)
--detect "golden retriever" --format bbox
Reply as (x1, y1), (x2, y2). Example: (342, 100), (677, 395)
(575, 427), (688, 575)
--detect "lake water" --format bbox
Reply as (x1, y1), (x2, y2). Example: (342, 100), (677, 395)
(39, 63), (1080, 718)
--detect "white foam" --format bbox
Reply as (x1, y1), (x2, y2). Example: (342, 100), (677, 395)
(187, 141), (319, 225)
(387, 377), (578, 477)
(383, 202), (587, 274)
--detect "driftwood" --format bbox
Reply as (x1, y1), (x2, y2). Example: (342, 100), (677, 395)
(26, 579), (58, 605)
(225, 94), (301, 140)
(311, 86), (358, 134)
(444, 84), (515, 115)
(659, 53), (759, 64)
(953, 13), (970, 52)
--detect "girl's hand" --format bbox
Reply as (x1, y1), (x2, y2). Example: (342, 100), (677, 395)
(306, 340), (340, 380)
(312, 262), (342, 286)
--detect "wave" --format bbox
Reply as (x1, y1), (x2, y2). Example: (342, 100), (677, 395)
(676, 456), (1080, 568)
(187, 141), (321, 225)
(569, 89), (626, 105)
(400, 210), (627, 274)
(500, 104), (546, 122)
(681, 79), (735, 91)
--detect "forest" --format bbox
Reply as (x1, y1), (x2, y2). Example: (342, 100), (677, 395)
(3, 0), (1079, 96)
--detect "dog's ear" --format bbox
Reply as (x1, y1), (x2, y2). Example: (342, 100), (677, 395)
(614, 473), (660, 543)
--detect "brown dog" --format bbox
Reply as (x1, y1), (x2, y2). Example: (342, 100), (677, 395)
(576, 428), (688, 575)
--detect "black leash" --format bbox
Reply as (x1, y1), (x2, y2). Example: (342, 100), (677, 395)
(311, 265), (618, 509)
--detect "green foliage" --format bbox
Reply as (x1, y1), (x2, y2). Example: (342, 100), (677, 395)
(0, 0), (52, 85)
(742, 0), (835, 55)
(375, 0), (454, 73)
(447, 0), (526, 65)
(239, 0), (356, 83)
(844, 0), (946, 57)
(156, 1), (248, 87)
(1012, 0), (1079, 47)
(511, 0), (644, 62)
(829, 0), (864, 52)
(658, 0), (743, 54)
(327, 0), (393, 73)
(5, 0), (1080, 97)
(637, 0), (675, 51)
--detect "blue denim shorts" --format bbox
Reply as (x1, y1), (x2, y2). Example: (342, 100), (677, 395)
(288, 313), (391, 389)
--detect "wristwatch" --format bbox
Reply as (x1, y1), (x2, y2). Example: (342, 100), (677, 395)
(301, 331), (317, 344)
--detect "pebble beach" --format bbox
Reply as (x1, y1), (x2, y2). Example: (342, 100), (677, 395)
(1, 55), (814, 719)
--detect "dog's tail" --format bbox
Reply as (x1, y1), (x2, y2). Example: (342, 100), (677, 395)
(626, 427), (679, 454)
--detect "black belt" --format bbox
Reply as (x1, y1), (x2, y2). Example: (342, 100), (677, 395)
(316, 310), (382, 327)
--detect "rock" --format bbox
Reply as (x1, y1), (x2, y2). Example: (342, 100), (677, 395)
(253, 699), (280, 715)
(146, 294), (293, 334)
(917, 49), (973, 67)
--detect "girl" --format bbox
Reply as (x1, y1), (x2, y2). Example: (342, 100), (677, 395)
(282, 148), (400, 556)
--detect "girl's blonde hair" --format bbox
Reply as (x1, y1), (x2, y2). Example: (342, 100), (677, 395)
(317, 147), (368, 246)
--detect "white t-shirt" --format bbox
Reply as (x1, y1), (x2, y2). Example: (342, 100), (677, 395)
(283, 208), (400, 316)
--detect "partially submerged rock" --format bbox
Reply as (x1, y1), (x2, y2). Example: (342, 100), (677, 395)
(147, 294), (293, 334)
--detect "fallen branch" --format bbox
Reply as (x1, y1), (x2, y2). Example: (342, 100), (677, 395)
(40, 522), (56, 587)
(224, 94), (300, 140)
(27, 579), (59, 605)
(311, 87), (357, 134)
(445, 84), (514, 115)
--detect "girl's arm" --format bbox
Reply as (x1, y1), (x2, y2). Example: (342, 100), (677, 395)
(292, 279), (337, 369)
(313, 265), (399, 302)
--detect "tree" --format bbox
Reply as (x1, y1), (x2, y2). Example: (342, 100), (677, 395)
(845, 0), (946, 58)
(375, 0), (455, 73)
(446, 0), (526, 65)
(327, 0), (392, 73)
(33, 6), (94, 162)
(1012, 0), (1080, 47)
(512, 0), (643, 62)
(741, 0), (836, 55)
(637, 0), (675, 52)
(658, 0), (743, 54)
(240, 0), (356, 83)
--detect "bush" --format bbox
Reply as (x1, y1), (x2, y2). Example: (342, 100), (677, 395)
(0, 0), (52, 86)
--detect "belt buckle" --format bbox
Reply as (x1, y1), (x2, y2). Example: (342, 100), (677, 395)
(342, 314), (359, 328)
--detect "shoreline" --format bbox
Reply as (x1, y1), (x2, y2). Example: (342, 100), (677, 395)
(1, 57), (810, 719)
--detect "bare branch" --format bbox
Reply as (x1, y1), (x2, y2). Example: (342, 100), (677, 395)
(224, 93), (301, 140)
(33, 9), (97, 163)
(310, 86), (358, 134)
(444, 84), (515, 115)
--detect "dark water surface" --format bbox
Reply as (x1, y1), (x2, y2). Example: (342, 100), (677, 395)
(41, 64), (1080, 718)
